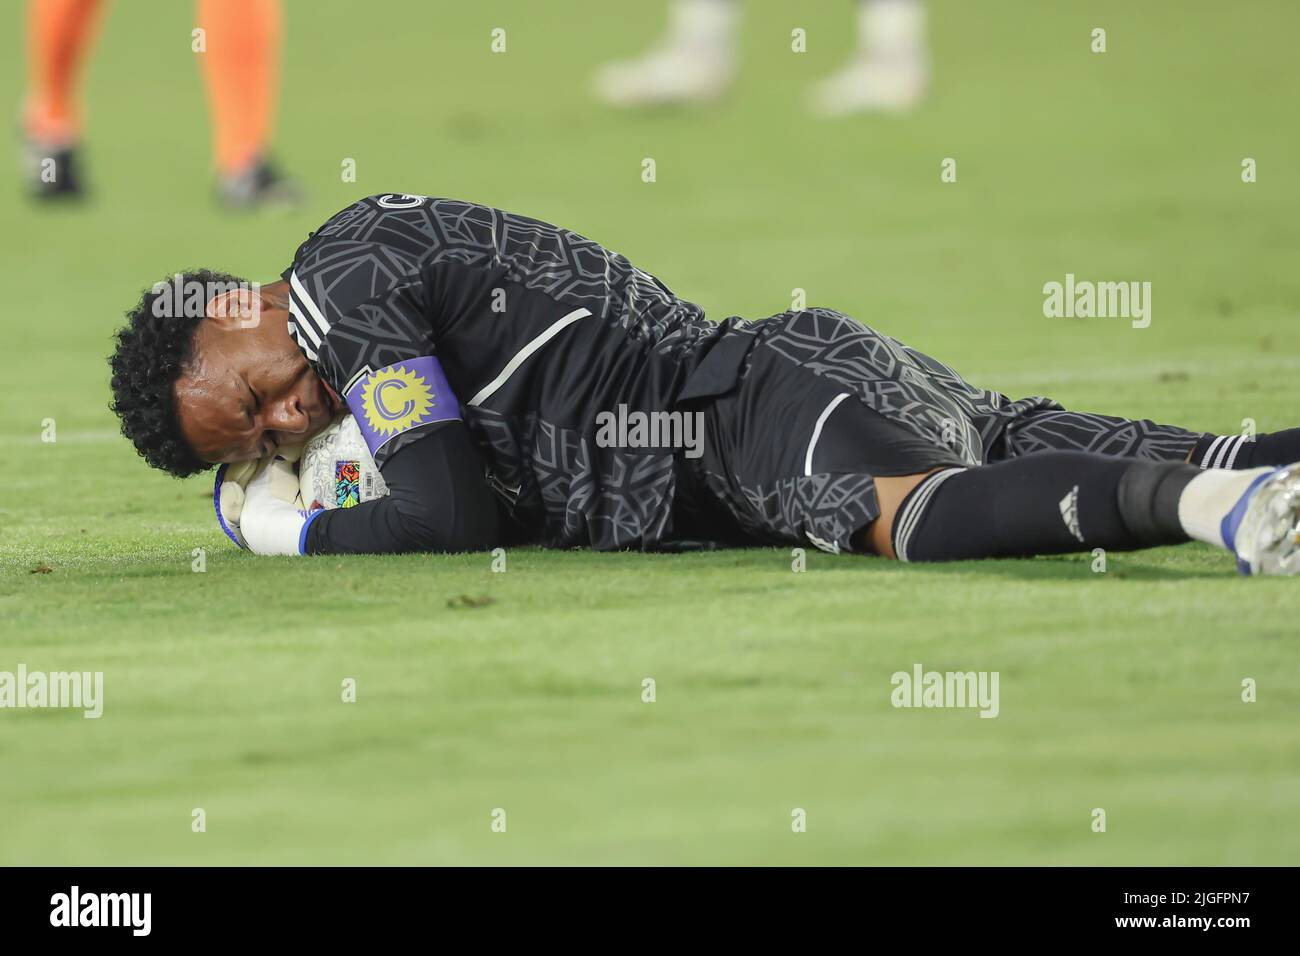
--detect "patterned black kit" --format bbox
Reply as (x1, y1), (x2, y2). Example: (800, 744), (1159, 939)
(284, 195), (1202, 553)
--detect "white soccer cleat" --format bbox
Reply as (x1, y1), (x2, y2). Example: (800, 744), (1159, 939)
(1224, 464), (1300, 575)
(808, 56), (928, 117)
(810, 0), (928, 117)
(593, 0), (736, 107)
(595, 48), (734, 107)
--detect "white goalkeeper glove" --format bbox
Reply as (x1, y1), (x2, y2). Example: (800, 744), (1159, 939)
(214, 448), (321, 555)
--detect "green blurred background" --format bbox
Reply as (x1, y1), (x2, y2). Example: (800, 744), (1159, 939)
(0, 1), (1297, 865)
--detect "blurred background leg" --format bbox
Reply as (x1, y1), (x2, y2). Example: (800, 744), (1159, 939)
(197, 0), (300, 209)
(22, 0), (107, 199)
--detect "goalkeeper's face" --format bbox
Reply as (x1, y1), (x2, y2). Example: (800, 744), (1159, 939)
(174, 286), (344, 465)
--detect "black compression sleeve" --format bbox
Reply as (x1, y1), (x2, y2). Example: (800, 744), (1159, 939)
(303, 420), (501, 555)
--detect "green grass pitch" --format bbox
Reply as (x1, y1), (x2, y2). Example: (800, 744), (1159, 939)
(1, 1), (1298, 865)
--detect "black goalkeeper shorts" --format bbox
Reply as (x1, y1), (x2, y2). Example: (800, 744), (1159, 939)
(674, 319), (968, 554)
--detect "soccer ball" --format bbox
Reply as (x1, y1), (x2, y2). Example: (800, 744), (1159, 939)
(298, 414), (389, 510)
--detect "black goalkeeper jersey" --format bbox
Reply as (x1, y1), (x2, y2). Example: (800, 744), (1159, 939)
(282, 193), (752, 552)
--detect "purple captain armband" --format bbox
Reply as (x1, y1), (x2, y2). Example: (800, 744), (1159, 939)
(344, 355), (462, 458)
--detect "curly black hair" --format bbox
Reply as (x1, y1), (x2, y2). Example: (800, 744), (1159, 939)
(109, 269), (248, 477)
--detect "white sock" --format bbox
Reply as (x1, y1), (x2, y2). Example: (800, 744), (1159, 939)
(860, 0), (926, 61)
(1177, 466), (1274, 549)
(668, 0), (738, 52)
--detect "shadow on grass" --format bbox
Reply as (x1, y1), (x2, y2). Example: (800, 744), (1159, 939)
(3, 540), (1230, 586)
(644, 546), (1229, 582)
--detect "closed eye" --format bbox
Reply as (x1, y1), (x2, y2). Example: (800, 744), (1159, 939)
(245, 382), (268, 455)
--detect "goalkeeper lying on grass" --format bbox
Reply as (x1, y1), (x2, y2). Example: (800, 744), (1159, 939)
(109, 193), (1300, 573)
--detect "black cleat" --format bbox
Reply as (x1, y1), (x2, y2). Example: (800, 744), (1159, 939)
(23, 140), (85, 201)
(216, 156), (303, 211)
